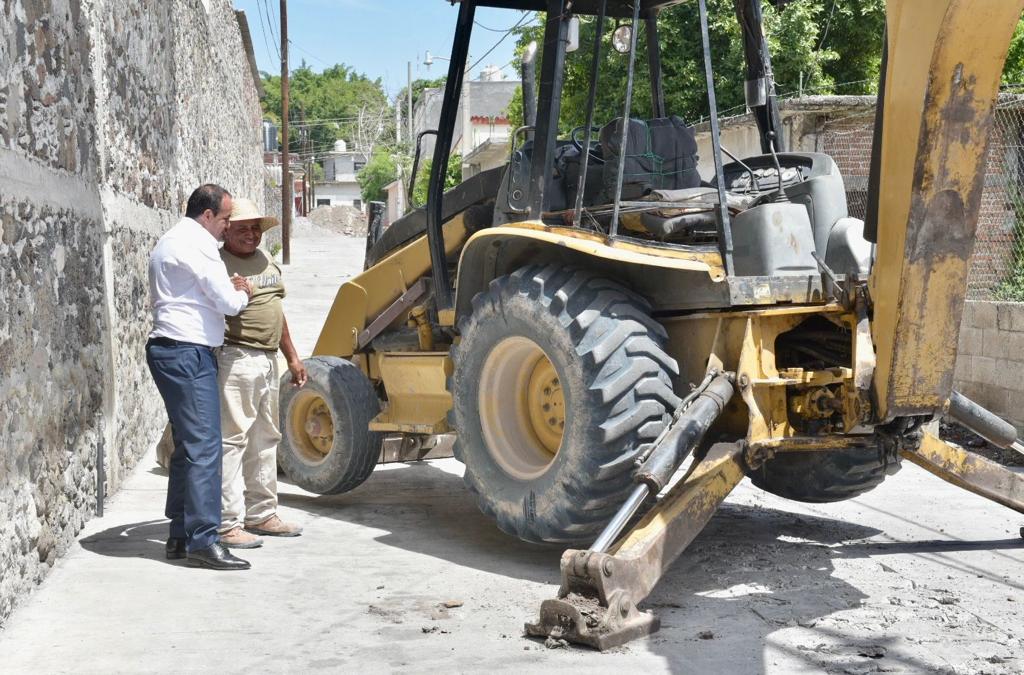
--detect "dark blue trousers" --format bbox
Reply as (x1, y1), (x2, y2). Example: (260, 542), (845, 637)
(146, 339), (222, 552)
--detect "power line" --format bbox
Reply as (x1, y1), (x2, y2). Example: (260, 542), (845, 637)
(251, 1), (275, 68)
(288, 39), (333, 69)
(817, 0), (839, 51)
(473, 13), (530, 32)
(259, 0), (280, 59)
(467, 12), (532, 73)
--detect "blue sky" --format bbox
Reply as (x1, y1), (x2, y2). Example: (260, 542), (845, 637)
(233, 1), (535, 97)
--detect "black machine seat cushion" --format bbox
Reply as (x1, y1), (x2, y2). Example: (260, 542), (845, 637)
(599, 116), (701, 201)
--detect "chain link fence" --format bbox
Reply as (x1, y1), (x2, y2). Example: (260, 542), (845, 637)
(817, 92), (1024, 301)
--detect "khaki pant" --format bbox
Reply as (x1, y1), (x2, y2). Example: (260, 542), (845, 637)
(217, 344), (281, 532)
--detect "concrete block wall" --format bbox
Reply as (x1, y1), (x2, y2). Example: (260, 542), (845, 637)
(0, 0), (264, 625)
(955, 301), (1024, 434)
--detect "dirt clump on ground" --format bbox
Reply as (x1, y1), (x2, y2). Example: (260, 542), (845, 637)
(940, 419), (1024, 466)
(308, 204), (367, 236)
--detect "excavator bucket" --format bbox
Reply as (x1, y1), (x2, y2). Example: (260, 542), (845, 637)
(525, 443), (747, 650)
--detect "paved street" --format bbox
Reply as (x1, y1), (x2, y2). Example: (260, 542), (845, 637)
(1, 225), (1022, 674)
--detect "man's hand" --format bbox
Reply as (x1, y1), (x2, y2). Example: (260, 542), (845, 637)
(288, 359), (308, 388)
(231, 273), (253, 298)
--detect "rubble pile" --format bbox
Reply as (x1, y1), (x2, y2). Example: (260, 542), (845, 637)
(309, 205), (368, 236)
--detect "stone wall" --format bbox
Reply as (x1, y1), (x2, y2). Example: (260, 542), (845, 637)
(262, 168), (283, 255)
(954, 302), (1024, 434)
(0, 0), (264, 625)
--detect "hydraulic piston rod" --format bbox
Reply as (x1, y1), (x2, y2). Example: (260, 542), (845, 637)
(526, 372), (738, 650)
(590, 372), (735, 553)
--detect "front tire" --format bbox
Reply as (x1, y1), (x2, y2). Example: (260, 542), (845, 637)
(279, 356), (382, 494)
(749, 446), (901, 503)
(450, 265), (681, 544)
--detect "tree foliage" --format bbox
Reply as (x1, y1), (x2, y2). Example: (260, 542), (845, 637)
(358, 149), (409, 204)
(507, 3), (1024, 133)
(260, 62), (391, 157)
(395, 77), (447, 120)
(1005, 20), (1024, 87)
(412, 154), (463, 207)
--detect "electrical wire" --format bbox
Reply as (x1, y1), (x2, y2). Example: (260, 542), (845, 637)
(817, 0), (839, 51)
(252, 0), (276, 67)
(259, 0), (281, 60)
(473, 13), (530, 32)
(467, 12), (533, 73)
(288, 39), (334, 69)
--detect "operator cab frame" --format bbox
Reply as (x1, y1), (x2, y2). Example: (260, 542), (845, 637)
(420, 0), (867, 311)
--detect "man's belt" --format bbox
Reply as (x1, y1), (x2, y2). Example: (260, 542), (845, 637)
(147, 336), (213, 350)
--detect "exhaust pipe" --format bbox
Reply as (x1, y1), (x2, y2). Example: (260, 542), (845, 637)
(520, 41), (538, 129)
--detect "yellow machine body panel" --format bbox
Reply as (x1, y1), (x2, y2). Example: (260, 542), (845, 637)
(461, 221), (726, 279)
(869, 0), (1024, 420)
(369, 352), (453, 435)
(312, 214), (470, 358)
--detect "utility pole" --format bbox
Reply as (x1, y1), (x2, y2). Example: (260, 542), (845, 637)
(280, 0), (291, 264)
(407, 61), (414, 148)
(395, 100), (402, 146)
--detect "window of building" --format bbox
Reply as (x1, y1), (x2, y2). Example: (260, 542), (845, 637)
(353, 199), (362, 210)
(317, 199), (331, 207)
(353, 161), (366, 172)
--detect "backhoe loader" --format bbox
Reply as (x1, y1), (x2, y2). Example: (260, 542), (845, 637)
(279, 0), (1024, 649)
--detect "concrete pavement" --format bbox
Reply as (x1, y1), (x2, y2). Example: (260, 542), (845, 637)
(1, 223), (1023, 673)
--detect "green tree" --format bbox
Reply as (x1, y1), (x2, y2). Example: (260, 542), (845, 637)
(261, 62), (392, 156)
(1005, 20), (1024, 86)
(507, 4), (1024, 132)
(412, 154), (462, 207)
(358, 149), (409, 203)
(508, 1), (836, 132)
(395, 77), (447, 117)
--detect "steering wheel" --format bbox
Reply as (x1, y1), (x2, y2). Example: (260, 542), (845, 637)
(571, 126), (604, 164)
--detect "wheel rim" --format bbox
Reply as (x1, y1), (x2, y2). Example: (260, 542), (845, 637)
(289, 390), (334, 464)
(478, 336), (565, 480)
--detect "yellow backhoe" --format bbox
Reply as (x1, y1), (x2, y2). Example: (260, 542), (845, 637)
(279, 0), (1024, 649)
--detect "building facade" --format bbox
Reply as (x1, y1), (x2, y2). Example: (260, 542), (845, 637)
(412, 69), (518, 174)
(316, 140), (368, 209)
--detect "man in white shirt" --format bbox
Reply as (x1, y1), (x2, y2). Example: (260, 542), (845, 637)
(147, 184), (254, 571)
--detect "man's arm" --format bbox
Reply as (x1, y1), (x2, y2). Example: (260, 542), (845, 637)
(195, 256), (250, 315)
(280, 316), (308, 387)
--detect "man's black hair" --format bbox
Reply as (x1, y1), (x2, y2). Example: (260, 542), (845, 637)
(185, 184), (232, 219)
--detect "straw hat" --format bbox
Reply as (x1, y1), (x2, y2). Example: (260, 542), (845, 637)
(229, 197), (279, 232)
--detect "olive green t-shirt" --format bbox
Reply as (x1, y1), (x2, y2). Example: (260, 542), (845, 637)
(220, 248), (285, 351)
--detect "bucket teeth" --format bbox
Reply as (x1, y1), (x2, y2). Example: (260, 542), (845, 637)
(524, 592), (659, 651)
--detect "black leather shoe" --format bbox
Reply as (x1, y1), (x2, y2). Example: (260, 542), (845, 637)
(186, 542), (251, 570)
(165, 538), (186, 560)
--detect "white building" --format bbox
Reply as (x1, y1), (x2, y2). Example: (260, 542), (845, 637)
(413, 66), (518, 177)
(316, 139), (368, 209)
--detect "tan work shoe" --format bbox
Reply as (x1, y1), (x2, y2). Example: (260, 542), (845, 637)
(245, 514), (303, 537)
(220, 526), (263, 549)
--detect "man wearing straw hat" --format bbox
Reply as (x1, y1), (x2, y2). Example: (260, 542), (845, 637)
(216, 197), (307, 548)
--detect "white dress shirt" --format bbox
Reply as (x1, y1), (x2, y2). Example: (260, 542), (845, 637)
(149, 217), (249, 347)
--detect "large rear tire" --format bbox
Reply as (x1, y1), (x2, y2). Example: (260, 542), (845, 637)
(449, 265), (681, 544)
(279, 356), (383, 494)
(749, 446), (900, 503)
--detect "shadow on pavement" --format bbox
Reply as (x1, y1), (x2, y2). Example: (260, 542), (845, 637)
(79, 519), (179, 567)
(279, 461), (564, 585)
(278, 460), (985, 671)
